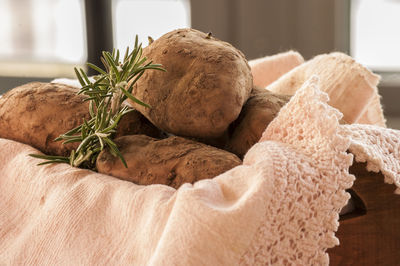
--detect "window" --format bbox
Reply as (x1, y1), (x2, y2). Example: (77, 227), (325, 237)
(350, 0), (400, 72)
(113, 0), (191, 51)
(0, 0), (86, 78)
(350, 0), (400, 128)
(0, 0), (190, 79)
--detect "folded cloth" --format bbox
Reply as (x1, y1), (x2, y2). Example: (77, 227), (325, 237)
(249, 50), (304, 88)
(266, 52), (385, 127)
(1, 55), (399, 265)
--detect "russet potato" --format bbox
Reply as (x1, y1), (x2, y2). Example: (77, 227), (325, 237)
(96, 135), (242, 189)
(129, 28), (253, 139)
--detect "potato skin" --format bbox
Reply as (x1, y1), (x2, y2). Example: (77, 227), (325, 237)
(96, 135), (242, 189)
(226, 87), (290, 158)
(129, 28), (253, 139)
(0, 82), (90, 156)
(114, 108), (166, 139)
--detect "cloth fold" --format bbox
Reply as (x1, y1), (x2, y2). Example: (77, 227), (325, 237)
(266, 52), (385, 126)
(249, 50), (304, 88)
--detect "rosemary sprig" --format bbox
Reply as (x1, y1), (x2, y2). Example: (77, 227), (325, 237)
(30, 36), (165, 170)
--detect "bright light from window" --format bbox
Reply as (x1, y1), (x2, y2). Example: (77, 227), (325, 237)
(34, 0), (87, 63)
(0, 0), (86, 64)
(351, 0), (400, 71)
(0, 1), (13, 56)
(113, 0), (191, 51)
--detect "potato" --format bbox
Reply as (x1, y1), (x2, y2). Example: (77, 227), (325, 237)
(191, 131), (230, 150)
(96, 135), (242, 188)
(0, 82), (167, 157)
(0, 82), (90, 156)
(129, 28), (253, 139)
(226, 87), (290, 158)
(114, 107), (166, 139)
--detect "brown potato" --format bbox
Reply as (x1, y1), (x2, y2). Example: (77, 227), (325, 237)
(114, 107), (166, 139)
(0, 82), (167, 157)
(226, 87), (290, 158)
(129, 28), (253, 139)
(96, 135), (242, 189)
(0, 82), (90, 156)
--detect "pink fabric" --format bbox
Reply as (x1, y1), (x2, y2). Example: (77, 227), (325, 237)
(249, 50), (304, 88)
(266, 52), (385, 127)
(1, 55), (400, 265)
(341, 124), (400, 194)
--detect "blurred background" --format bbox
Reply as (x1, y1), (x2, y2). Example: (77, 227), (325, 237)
(1, 0), (400, 127)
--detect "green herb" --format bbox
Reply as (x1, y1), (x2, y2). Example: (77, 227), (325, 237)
(30, 36), (165, 170)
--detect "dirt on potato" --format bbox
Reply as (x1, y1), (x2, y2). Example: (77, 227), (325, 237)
(96, 135), (242, 189)
(0, 82), (90, 156)
(114, 107), (166, 139)
(226, 87), (290, 158)
(129, 28), (253, 139)
(0, 82), (169, 157)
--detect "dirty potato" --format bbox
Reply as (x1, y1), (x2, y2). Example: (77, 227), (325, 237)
(114, 107), (166, 139)
(0, 82), (90, 156)
(226, 87), (290, 158)
(0, 82), (166, 156)
(96, 135), (242, 188)
(129, 28), (253, 139)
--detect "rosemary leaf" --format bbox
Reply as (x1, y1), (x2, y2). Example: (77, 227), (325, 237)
(31, 36), (164, 170)
(120, 86), (151, 108)
(87, 63), (107, 75)
(74, 67), (86, 87)
(103, 137), (127, 168)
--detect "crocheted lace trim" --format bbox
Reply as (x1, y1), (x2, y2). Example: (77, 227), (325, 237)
(239, 76), (354, 265)
(341, 124), (400, 194)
